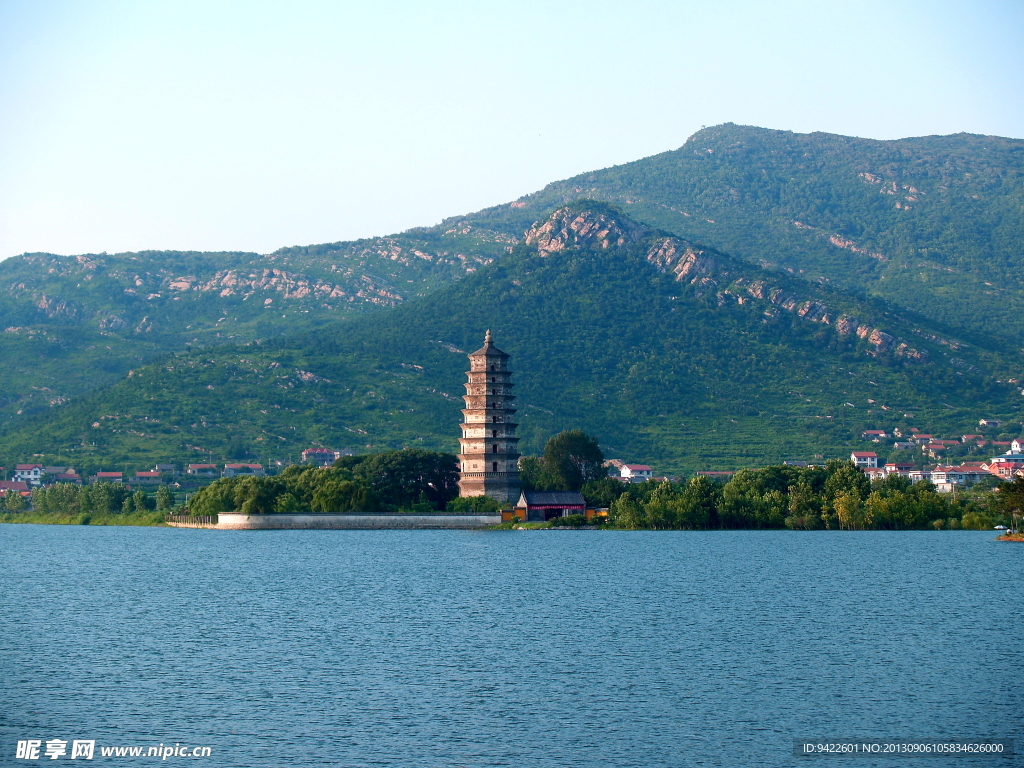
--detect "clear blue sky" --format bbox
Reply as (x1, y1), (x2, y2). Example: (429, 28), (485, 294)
(1, 0), (1022, 260)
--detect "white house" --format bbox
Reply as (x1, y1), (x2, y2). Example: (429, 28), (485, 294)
(13, 464), (43, 486)
(850, 452), (878, 469)
(620, 464), (653, 482)
(302, 448), (341, 466)
(979, 419), (1002, 428)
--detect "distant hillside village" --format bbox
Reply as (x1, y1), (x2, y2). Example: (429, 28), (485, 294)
(2, 420), (1022, 502)
(0, 447), (349, 500)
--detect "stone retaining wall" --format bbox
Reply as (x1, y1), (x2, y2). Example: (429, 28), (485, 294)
(215, 513), (501, 530)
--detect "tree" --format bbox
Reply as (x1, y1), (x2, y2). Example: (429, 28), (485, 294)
(446, 495), (502, 514)
(540, 430), (607, 491)
(824, 460), (870, 501)
(610, 494), (646, 529)
(188, 478), (238, 515)
(311, 476), (377, 512)
(233, 477), (288, 516)
(678, 475), (721, 529)
(785, 478), (821, 530)
(132, 489), (153, 513)
(833, 491), (863, 530)
(353, 449), (459, 510)
(156, 486), (174, 511)
(3, 490), (27, 513)
(518, 456), (545, 491)
(581, 476), (627, 507)
(995, 476), (1024, 521)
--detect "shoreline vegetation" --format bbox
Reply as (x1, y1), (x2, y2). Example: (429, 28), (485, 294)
(0, 514), (1007, 532)
(2, 437), (1020, 532)
(0, 510), (166, 526)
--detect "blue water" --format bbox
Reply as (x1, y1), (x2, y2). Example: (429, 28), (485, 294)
(0, 526), (1020, 767)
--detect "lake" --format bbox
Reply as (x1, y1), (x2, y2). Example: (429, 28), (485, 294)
(0, 526), (1019, 767)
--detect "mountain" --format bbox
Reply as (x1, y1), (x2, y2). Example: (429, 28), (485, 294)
(0, 227), (511, 422)
(3, 202), (1020, 476)
(457, 124), (1024, 341)
(5, 124), (1022, 425)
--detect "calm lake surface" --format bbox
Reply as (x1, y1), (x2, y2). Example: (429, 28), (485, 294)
(1, 526), (1020, 767)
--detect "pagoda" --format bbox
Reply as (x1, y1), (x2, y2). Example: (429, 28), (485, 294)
(457, 330), (521, 503)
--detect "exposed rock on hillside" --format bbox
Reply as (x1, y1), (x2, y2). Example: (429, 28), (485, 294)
(530, 204), (928, 362)
(525, 206), (651, 255)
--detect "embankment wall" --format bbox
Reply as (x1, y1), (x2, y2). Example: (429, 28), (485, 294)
(215, 513), (501, 530)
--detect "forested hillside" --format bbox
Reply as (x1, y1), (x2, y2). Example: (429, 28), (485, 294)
(458, 124), (1024, 341)
(0, 227), (511, 421)
(4, 203), (1020, 476)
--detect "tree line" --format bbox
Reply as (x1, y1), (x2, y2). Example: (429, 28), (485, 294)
(599, 464), (1001, 530)
(4, 429), (1014, 530)
(521, 431), (1003, 530)
(188, 449), (463, 516)
(2, 482), (176, 517)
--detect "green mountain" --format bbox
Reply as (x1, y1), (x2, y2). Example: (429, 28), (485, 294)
(458, 124), (1024, 341)
(0, 227), (511, 422)
(4, 202), (1020, 476)
(5, 123), (1022, 428)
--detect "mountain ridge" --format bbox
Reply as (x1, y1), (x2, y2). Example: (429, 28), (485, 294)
(2, 201), (1019, 475)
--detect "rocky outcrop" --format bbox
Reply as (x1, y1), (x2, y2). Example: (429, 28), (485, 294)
(525, 206), (650, 255)
(640, 227), (927, 361)
(34, 295), (79, 319)
(525, 204), (929, 362)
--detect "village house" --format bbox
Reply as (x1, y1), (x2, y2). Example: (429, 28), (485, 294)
(850, 451), (878, 469)
(130, 471), (162, 485)
(961, 434), (984, 443)
(92, 471), (123, 484)
(893, 440), (916, 450)
(186, 464), (219, 477)
(865, 466), (887, 481)
(0, 480), (29, 494)
(619, 464), (653, 483)
(14, 464), (43, 486)
(301, 448), (341, 466)
(930, 464), (993, 493)
(912, 434), (934, 445)
(861, 430), (887, 441)
(153, 463), (178, 475)
(883, 462), (915, 477)
(222, 464), (265, 478)
(979, 419), (1002, 428)
(981, 453), (1024, 480)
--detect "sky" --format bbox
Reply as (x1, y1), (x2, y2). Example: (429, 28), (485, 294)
(1, 0), (1022, 260)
